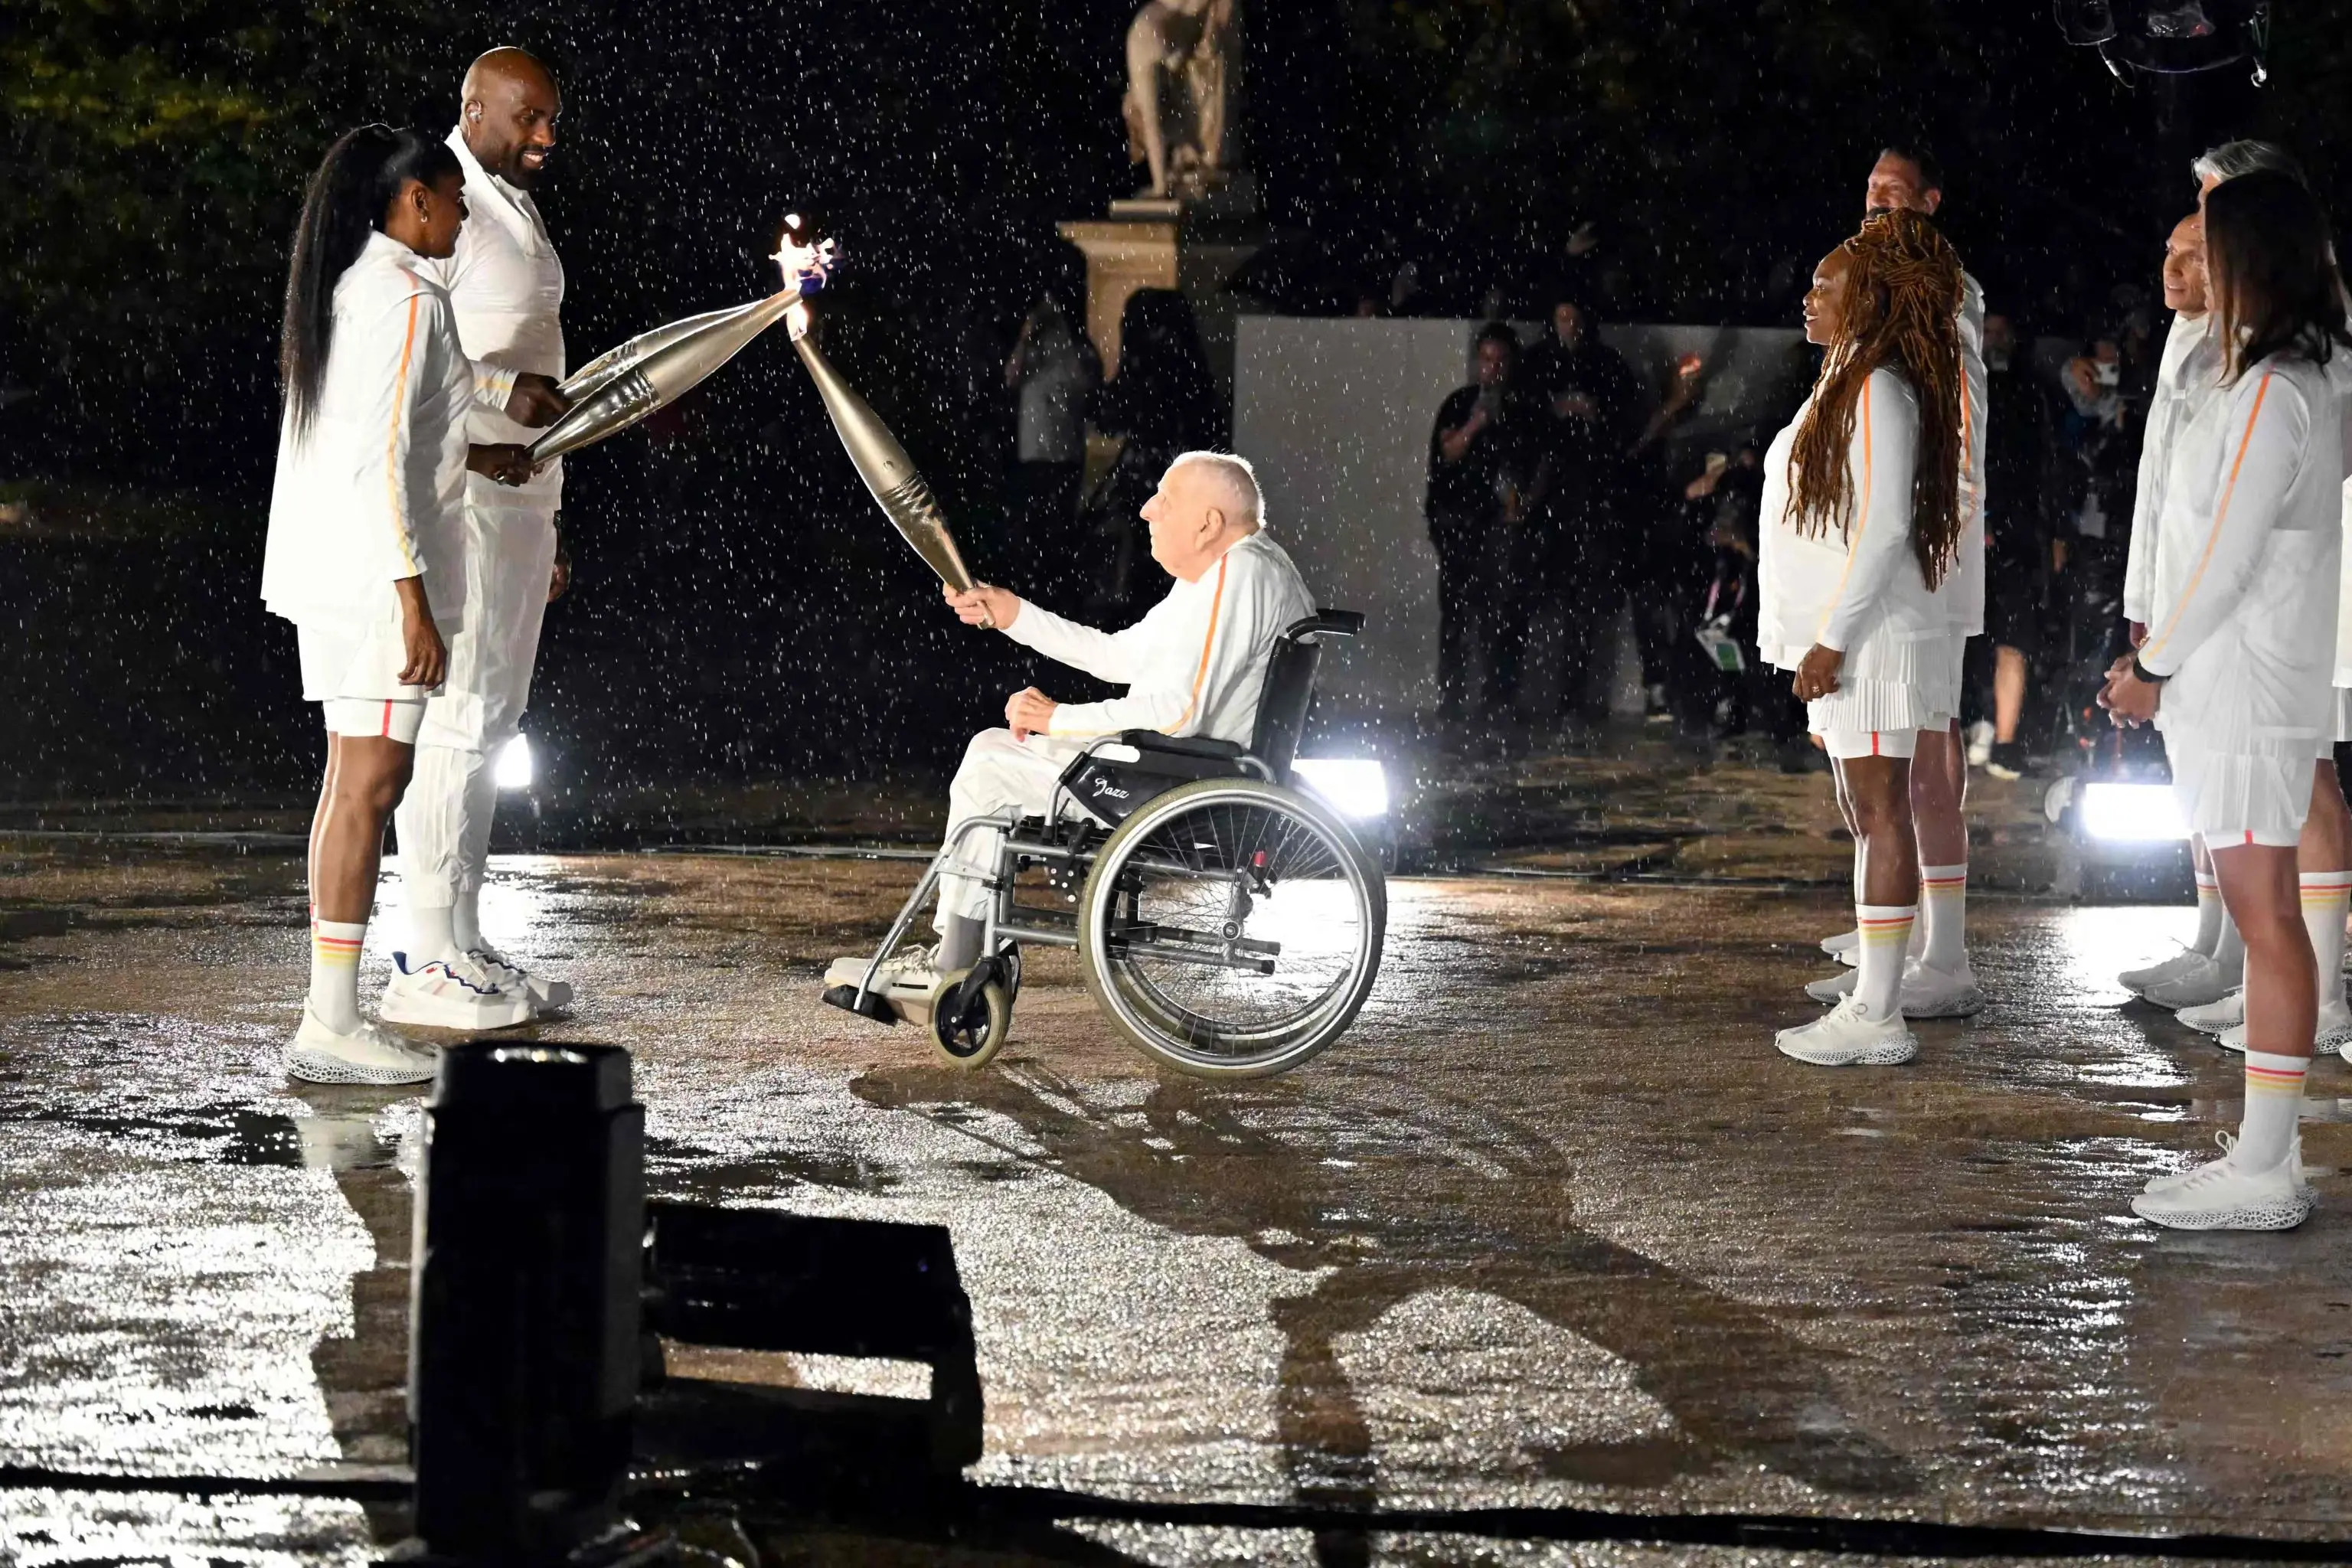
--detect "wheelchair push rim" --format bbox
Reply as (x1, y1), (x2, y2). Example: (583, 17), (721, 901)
(1076, 778), (1384, 1078)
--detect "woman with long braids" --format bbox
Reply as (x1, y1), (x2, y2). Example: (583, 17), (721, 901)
(260, 125), (544, 1085)
(2104, 168), (2352, 1230)
(1758, 207), (1968, 1067)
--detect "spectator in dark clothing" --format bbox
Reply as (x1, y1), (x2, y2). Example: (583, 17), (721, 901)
(1004, 292), (1101, 610)
(1426, 322), (1546, 733)
(1622, 355), (1707, 722)
(1523, 299), (1642, 721)
(1977, 312), (2061, 779)
(1089, 289), (1222, 616)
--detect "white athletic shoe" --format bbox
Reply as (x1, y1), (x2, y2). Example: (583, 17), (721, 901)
(1802, 961), (1984, 1018)
(2138, 954), (2245, 1011)
(2214, 1001), (2352, 1056)
(471, 943), (573, 1014)
(2132, 1135), (2312, 1230)
(287, 1008), (438, 1086)
(1820, 929), (1859, 961)
(1776, 995), (1918, 1066)
(823, 945), (942, 1005)
(1965, 719), (1994, 768)
(2177, 987), (2245, 1037)
(380, 952), (534, 1030)
(2118, 948), (2215, 998)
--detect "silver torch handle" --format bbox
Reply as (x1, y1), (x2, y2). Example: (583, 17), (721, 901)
(792, 334), (975, 593)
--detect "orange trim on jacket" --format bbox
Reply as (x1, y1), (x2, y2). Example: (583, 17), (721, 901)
(2141, 371), (2273, 667)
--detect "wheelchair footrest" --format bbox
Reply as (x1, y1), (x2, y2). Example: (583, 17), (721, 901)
(822, 984), (901, 1026)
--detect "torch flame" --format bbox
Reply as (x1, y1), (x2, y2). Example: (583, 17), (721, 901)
(773, 214), (835, 345)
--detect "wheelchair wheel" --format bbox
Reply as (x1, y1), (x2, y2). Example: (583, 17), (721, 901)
(928, 969), (1011, 1070)
(1076, 777), (1385, 1078)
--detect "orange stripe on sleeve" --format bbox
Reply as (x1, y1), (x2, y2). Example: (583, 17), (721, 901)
(384, 292), (422, 576)
(2141, 371), (2272, 665)
(1814, 378), (1874, 641)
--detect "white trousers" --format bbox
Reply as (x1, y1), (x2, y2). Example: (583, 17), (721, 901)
(397, 492), (556, 908)
(935, 729), (1083, 931)
(397, 742), (499, 907)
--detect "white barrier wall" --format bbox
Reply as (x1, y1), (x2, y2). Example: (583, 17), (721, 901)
(1231, 316), (1808, 715)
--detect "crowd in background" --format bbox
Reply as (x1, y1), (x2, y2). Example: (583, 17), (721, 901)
(990, 238), (2175, 778)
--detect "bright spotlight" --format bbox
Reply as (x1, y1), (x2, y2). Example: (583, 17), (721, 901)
(2081, 781), (2187, 842)
(1294, 758), (1388, 819)
(494, 734), (536, 792)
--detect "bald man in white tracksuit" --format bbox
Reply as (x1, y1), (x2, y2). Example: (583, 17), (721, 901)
(387, 118), (572, 1020)
(826, 453), (1317, 1001)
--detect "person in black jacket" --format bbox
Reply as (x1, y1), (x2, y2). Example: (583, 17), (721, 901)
(1524, 297), (1643, 721)
(1978, 312), (2062, 778)
(1426, 322), (1546, 735)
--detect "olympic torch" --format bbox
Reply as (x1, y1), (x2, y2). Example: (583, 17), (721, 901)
(557, 296), (770, 405)
(791, 334), (977, 596)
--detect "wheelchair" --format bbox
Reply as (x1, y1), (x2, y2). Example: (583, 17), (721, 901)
(822, 611), (1387, 1079)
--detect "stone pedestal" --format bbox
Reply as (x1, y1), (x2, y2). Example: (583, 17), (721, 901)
(1058, 195), (1270, 398)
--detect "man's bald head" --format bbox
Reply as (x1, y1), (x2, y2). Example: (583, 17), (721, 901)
(1142, 452), (1264, 583)
(460, 47), (560, 188)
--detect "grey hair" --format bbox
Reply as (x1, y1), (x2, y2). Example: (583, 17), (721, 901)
(2192, 139), (2305, 188)
(1170, 449), (1265, 528)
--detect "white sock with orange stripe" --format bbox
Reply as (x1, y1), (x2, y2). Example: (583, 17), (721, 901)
(1854, 903), (1916, 1023)
(309, 917), (367, 1033)
(2301, 872), (2351, 1014)
(1919, 862), (1968, 975)
(2191, 868), (2225, 956)
(2239, 1050), (2308, 1171)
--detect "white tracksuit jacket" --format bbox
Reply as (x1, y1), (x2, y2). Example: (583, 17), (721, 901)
(1001, 530), (1318, 743)
(262, 230), (471, 634)
(1949, 272), (1988, 644)
(1757, 368), (1953, 732)
(415, 129), (568, 750)
(2124, 311), (2225, 629)
(2139, 354), (2344, 765)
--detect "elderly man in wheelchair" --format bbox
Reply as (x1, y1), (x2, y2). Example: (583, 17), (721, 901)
(822, 450), (1386, 1077)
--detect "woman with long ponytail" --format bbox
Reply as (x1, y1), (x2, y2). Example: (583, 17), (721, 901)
(1756, 207), (1969, 1069)
(260, 124), (537, 1086)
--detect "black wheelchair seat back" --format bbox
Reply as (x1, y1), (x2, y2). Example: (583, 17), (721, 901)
(1054, 609), (1364, 828)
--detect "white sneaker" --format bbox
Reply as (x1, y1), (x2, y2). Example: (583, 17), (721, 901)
(288, 1009), (438, 1086)
(2132, 1136), (2311, 1230)
(2118, 948), (2213, 997)
(1803, 961), (1984, 1018)
(1820, 929), (1859, 961)
(2216, 1001), (2352, 1056)
(2177, 987), (2245, 1037)
(823, 944), (942, 1004)
(1965, 719), (1994, 768)
(471, 942), (573, 1013)
(1776, 994), (1918, 1066)
(380, 952), (534, 1030)
(2139, 955), (2245, 1011)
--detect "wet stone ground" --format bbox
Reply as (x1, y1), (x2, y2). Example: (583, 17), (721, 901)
(0, 825), (2348, 1563)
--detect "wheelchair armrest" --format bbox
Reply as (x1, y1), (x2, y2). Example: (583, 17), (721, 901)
(1284, 610), (1364, 642)
(1118, 729), (1246, 763)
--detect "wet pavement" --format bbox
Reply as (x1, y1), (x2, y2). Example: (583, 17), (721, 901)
(2, 824), (2349, 1563)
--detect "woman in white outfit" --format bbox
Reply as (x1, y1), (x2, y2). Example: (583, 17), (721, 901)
(260, 126), (537, 1086)
(1759, 209), (1969, 1067)
(2102, 169), (2352, 1230)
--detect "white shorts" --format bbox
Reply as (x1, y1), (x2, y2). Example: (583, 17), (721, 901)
(2165, 739), (2310, 849)
(323, 697), (425, 743)
(296, 615), (439, 704)
(1919, 637), (1968, 731)
(1821, 727), (1918, 760)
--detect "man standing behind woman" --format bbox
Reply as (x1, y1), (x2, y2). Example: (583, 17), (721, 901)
(2102, 170), (2352, 1230)
(1759, 208), (1971, 1067)
(260, 126), (558, 1083)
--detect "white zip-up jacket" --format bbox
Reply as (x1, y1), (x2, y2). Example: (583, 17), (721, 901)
(2124, 311), (2224, 627)
(430, 129), (566, 509)
(1757, 368), (1946, 667)
(1948, 271), (1988, 639)
(2140, 353), (2344, 757)
(262, 230), (471, 628)
(1001, 530), (1317, 742)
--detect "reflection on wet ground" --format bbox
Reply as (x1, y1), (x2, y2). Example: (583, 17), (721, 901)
(2, 840), (2351, 1563)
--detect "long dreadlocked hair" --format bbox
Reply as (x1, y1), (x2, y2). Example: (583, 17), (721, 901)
(1786, 207), (1967, 590)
